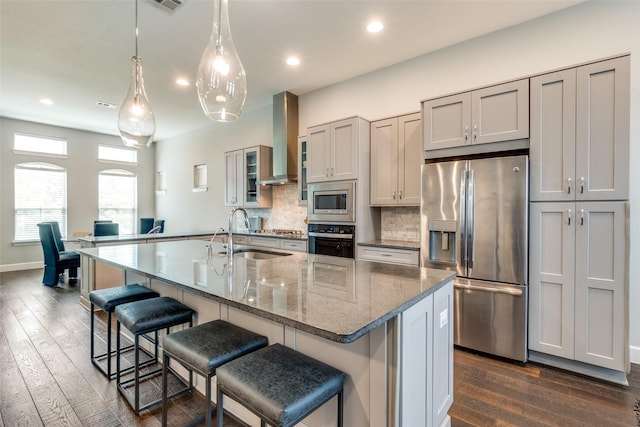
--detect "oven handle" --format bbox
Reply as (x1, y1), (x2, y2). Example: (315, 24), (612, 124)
(308, 232), (354, 239)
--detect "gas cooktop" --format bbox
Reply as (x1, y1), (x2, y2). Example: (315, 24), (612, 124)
(252, 229), (304, 237)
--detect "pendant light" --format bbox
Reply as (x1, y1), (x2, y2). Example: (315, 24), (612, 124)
(118, 0), (156, 149)
(196, 0), (247, 122)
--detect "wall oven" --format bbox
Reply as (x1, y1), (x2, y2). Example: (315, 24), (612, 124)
(308, 224), (355, 259)
(307, 181), (356, 223)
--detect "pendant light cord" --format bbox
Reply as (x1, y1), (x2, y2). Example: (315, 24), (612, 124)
(135, 0), (139, 58)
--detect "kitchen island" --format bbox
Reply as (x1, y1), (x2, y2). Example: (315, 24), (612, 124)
(78, 240), (454, 427)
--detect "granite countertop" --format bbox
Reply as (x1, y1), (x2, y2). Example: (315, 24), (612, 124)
(358, 239), (421, 251)
(78, 240), (452, 343)
(79, 230), (307, 244)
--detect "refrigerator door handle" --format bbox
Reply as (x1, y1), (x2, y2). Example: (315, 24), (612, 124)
(467, 169), (475, 269)
(460, 169), (468, 268)
(454, 282), (523, 296)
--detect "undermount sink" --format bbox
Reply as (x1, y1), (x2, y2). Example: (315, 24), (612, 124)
(216, 249), (292, 260)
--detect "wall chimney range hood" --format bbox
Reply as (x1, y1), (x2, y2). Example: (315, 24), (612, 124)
(259, 91), (299, 185)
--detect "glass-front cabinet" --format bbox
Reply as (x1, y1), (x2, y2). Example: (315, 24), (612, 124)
(225, 145), (272, 208)
(298, 135), (307, 204)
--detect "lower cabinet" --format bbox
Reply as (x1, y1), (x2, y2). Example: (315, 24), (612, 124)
(400, 281), (453, 427)
(236, 235), (307, 252)
(529, 201), (628, 372)
(357, 245), (419, 266)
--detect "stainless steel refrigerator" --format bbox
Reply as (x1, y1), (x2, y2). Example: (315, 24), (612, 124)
(421, 154), (528, 361)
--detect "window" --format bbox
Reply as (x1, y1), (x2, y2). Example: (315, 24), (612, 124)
(14, 163), (67, 241)
(99, 169), (137, 234)
(98, 145), (137, 164)
(14, 133), (67, 156)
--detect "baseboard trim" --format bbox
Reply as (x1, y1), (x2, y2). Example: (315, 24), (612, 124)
(529, 350), (628, 386)
(0, 262), (43, 272)
(630, 345), (640, 365)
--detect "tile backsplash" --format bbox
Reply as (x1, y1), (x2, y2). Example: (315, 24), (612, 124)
(380, 206), (420, 242)
(246, 184), (307, 231)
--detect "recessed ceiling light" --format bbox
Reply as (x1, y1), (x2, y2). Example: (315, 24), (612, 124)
(40, 98), (54, 105)
(176, 78), (190, 86)
(96, 101), (118, 109)
(286, 57), (300, 66)
(367, 21), (384, 33)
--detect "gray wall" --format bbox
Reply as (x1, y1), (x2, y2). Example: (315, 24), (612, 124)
(0, 117), (155, 269)
(154, 1), (640, 361)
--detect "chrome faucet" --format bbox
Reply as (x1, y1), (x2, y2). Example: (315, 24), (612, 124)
(228, 207), (250, 255)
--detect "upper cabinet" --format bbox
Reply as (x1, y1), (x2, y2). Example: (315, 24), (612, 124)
(224, 145), (272, 208)
(370, 112), (421, 206)
(530, 56), (630, 202)
(307, 117), (365, 183)
(422, 79), (529, 153)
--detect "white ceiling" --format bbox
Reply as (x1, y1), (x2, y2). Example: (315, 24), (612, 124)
(0, 0), (584, 141)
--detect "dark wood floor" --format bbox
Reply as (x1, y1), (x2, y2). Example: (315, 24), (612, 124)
(0, 269), (638, 426)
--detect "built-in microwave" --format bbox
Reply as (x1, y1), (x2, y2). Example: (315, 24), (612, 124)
(307, 181), (356, 223)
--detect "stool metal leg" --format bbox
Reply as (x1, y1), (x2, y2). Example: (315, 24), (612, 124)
(162, 352), (169, 427)
(338, 389), (344, 427)
(217, 387), (224, 427)
(90, 303), (95, 362)
(205, 373), (212, 427)
(135, 333), (140, 414)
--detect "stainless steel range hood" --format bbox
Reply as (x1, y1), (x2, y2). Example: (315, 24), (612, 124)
(259, 91), (299, 185)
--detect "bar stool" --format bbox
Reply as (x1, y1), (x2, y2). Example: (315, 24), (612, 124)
(115, 296), (195, 414)
(89, 284), (159, 379)
(216, 344), (347, 427)
(161, 320), (268, 427)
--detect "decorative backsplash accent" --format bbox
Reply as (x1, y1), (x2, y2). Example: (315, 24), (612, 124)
(381, 206), (420, 242)
(246, 184), (307, 232)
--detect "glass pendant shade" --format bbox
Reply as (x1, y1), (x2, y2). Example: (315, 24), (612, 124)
(196, 0), (247, 122)
(118, 56), (156, 148)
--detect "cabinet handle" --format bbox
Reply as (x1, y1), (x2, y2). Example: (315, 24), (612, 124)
(567, 209), (572, 226)
(580, 209), (584, 226)
(330, 167), (334, 176)
(567, 177), (572, 194)
(392, 190), (396, 200)
(399, 189), (403, 199)
(381, 253), (392, 257)
(473, 124), (478, 140)
(580, 177), (585, 194)
(464, 126), (469, 141)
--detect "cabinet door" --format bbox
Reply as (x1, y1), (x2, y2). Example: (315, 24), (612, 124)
(471, 79), (529, 145)
(530, 69), (576, 202)
(224, 150), (243, 206)
(297, 136), (308, 204)
(400, 293), (433, 427)
(423, 92), (471, 151)
(306, 124), (330, 183)
(432, 282), (454, 427)
(331, 118), (358, 181)
(397, 113), (421, 206)
(576, 57), (630, 201)
(370, 118), (398, 205)
(243, 146), (272, 208)
(574, 202), (627, 371)
(528, 202), (575, 359)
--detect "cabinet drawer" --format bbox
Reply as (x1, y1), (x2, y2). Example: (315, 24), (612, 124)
(248, 236), (280, 249)
(281, 239), (307, 252)
(233, 235), (249, 244)
(358, 246), (419, 266)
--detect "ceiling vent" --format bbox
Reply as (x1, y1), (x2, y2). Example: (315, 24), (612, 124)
(148, 0), (183, 13)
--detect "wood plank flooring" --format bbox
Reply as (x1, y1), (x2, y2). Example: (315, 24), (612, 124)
(1, 268), (638, 426)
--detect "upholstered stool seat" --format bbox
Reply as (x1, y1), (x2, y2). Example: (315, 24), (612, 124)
(216, 343), (346, 427)
(161, 320), (268, 427)
(115, 296), (195, 414)
(89, 284), (159, 379)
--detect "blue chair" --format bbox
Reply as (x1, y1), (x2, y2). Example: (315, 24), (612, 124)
(140, 218), (154, 234)
(94, 222), (119, 236)
(37, 223), (80, 287)
(153, 219), (165, 233)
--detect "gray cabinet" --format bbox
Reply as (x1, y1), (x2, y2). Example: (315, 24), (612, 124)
(297, 135), (308, 204)
(399, 280), (453, 427)
(422, 79), (529, 152)
(370, 113), (421, 206)
(530, 56), (629, 202)
(307, 117), (363, 183)
(224, 146), (272, 208)
(529, 201), (627, 371)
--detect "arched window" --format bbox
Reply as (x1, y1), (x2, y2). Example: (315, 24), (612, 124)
(99, 169), (137, 234)
(14, 162), (67, 241)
